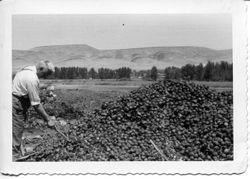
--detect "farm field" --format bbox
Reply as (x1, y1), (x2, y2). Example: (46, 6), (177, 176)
(41, 79), (232, 91)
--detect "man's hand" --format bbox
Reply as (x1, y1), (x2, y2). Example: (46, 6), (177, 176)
(47, 116), (56, 127)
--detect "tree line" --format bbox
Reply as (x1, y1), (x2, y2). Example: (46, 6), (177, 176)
(46, 61), (232, 81)
(164, 61), (232, 81)
(133, 61), (232, 81)
(48, 67), (132, 80)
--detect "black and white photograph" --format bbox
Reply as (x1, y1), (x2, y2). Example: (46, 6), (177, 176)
(11, 14), (233, 162)
(0, 0), (248, 175)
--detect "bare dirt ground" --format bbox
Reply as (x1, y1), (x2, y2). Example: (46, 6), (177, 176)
(42, 79), (232, 91)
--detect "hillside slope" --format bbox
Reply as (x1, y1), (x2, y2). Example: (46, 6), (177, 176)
(13, 44), (232, 71)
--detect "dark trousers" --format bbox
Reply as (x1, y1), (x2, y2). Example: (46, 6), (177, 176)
(12, 95), (30, 147)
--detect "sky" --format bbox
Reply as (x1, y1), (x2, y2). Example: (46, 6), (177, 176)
(12, 14), (232, 50)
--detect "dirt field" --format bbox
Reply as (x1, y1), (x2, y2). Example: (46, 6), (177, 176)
(42, 79), (232, 91)
(193, 81), (232, 92)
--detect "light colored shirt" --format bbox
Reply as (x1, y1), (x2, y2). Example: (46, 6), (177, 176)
(12, 66), (40, 106)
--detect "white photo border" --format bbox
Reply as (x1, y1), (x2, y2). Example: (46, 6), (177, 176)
(0, 0), (247, 175)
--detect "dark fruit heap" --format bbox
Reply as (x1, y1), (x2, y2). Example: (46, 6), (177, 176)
(27, 80), (233, 161)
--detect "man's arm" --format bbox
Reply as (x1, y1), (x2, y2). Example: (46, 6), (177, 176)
(26, 76), (55, 125)
(33, 103), (50, 122)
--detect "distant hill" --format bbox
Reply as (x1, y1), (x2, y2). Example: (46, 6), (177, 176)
(12, 44), (232, 71)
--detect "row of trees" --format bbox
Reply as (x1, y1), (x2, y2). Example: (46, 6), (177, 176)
(133, 61), (232, 81)
(47, 61), (232, 81)
(164, 61), (232, 81)
(50, 67), (132, 79)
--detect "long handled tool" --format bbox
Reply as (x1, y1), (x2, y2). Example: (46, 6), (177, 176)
(150, 139), (168, 161)
(15, 151), (40, 161)
(54, 123), (69, 141)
